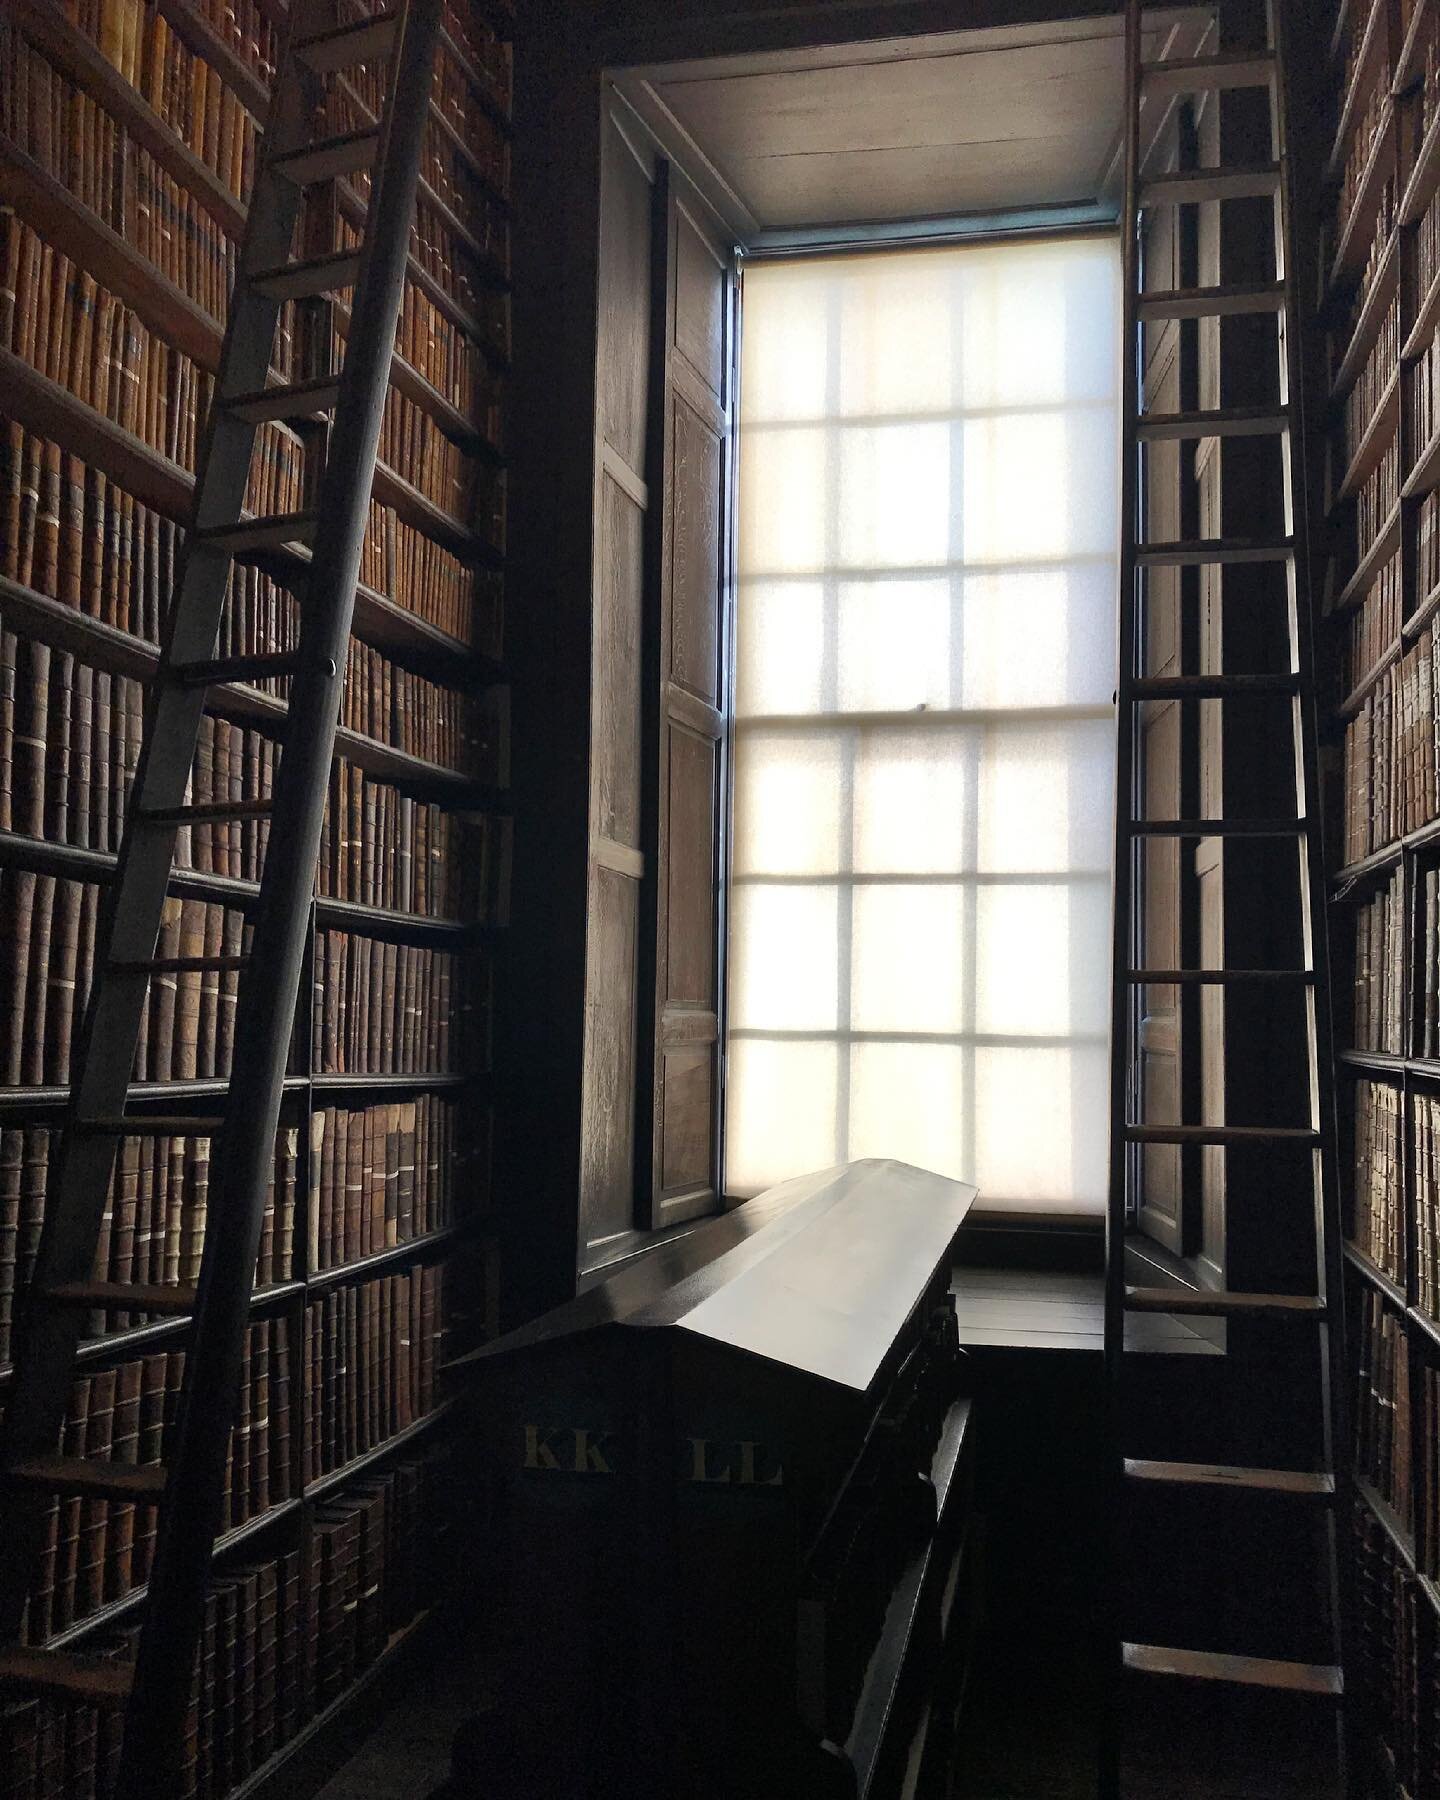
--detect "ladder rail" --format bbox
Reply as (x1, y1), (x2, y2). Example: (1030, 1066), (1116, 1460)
(116, 0), (447, 1785)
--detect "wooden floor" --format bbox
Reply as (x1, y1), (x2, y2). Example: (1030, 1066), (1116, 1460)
(951, 1264), (1221, 1354)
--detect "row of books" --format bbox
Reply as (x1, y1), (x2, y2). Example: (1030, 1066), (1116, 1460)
(1343, 180), (1397, 372)
(338, 39), (510, 204)
(64, 0), (263, 201)
(0, 1453), (444, 1799)
(388, 275), (504, 448)
(377, 381), (502, 543)
(1353, 872), (1406, 1055)
(1343, 549), (1402, 699)
(1351, 1501), (1426, 1800)
(0, 877), (248, 1088)
(0, 220), (311, 503)
(169, 0), (280, 85)
(317, 761), (510, 922)
(1411, 336), (1440, 463)
(308, 1095), (468, 1273)
(331, 183), (509, 365)
(1344, 293), (1400, 470)
(311, 929), (474, 1076)
(1354, 1077), (1405, 1286)
(341, 636), (490, 778)
(1358, 437), (1401, 560)
(301, 1265), (444, 1483)
(1340, 626), (1438, 862)
(341, 119), (510, 287)
(359, 497), (501, 654)
(1341, 88), (1391, 242)
(436, 0), (512, 112)
(0, 32), (240, 326)
(1419, 866), (1440, 1059)
(1417, 175), (1440, 317)
(0, 1123), (298, 1367)
(1, 413), (501, 656)
(1411, 1088), (1440, 1316)
(1356, 1288), (1413, 1528)
(1421, 1361), (1440, 1581)
(26, 1323), (294, 1645)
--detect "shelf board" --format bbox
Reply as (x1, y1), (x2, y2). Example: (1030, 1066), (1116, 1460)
(309, 1072), (480, 1095)
(14, 0), (246, 239)
(1403, 421), (1440, 498)
(307, 1220), (488, 1293)
(1331, 230), (1398, 395)
(0, 1076), (309, 1116)
(1395, 0), (1435, 94)
(1405, 261), (1440, 364)
(1401, 96), (1440, 225)
(0, 141), (223, 373)
(153, 0), (271, 120)
(1411, 1302), (1440, 1349)
(1343, 1240), (1407, 1309)
(1406, 576), (1440, 640)
(1332, 634), (1401, 719)
(1330, 106), (1395, 289)
(1331, 501), (1402, 613)
(437, 25), (514, 135)
(1355, 1474), (1417, 1571)
(1327, 0), (1389, 185)
(0, 826), (495, 940)
(1330, 841), (1402, 891)
(304, 1402), (455, 1505)
(1336, 1049), (1406, 1072)
(0, 349), (193, 521)
(1333, 369), (1399, 504)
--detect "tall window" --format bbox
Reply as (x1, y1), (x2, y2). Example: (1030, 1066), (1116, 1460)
(726, 234), (1119, 1214)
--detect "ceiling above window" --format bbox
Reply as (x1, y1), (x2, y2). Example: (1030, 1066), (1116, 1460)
(611, 5), (1214, 243)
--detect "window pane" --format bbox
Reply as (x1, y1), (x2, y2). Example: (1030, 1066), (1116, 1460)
(727, 236), (1119, 1213)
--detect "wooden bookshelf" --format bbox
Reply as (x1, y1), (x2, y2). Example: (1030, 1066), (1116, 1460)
(0, 0), (513, 1785)
(1325, 6), (1440, 1791)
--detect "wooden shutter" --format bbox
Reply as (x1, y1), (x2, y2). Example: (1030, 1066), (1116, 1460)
(639, 167), (734, 1228)
(578, 106), (657, 1267)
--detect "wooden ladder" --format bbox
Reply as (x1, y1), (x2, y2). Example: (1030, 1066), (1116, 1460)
(0, 2), (443, 1790)
(1105, 1), (1347, 1793)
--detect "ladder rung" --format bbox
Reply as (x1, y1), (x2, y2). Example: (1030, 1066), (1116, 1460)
(1127, 673), (1299, 699)
(1136, 537), (1293, 567)
(6, 1454), (168, 1502)
(252, 251), (363, 302)
(1123, 1459), (1335, 1498)
(1141, 164), (1282, 205)
(225, 376), (341, 424)
(272, 127), (381, 186)
(1127, 817), (1305, 837)
(1123, 1644), (1342, 1697)
(1140, 52), (1276, 97)
(140, 799), (274, 827)
(1124, 1125), (1320, 1146)
(1136, 282), (1285, 321)
(0, 1647), (134, 1705)
(43, 1280), (200, 1314)
(170, 652), (301, 687)
(1125, 1285), (1326, 1318)
(76, 1116), (226, 1136)
(197, 514), (319, 555)
(109, 955), (250, 976)
(1125, 969), (1315, 984)
(1136, 406), (1289, 442)
(292, 11), (399, 73)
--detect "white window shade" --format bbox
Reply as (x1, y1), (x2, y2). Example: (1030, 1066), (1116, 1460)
(726, 236), (1120, 1213)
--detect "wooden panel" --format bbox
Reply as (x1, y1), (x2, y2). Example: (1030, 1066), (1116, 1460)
(592, 472), (645, 848)
(579, 864), (641, 1257)
(659, 1043), (715, 1192)
(668, 395), (724, 706)
(674, 204), (727, 403)
(665, 726), (718, 1009)
(597, 109), (654, 477)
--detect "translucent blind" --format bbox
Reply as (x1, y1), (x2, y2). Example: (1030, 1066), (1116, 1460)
(727, 236), (1120, 1213)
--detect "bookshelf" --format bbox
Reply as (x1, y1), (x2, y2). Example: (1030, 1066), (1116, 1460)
(0, 0), (510, 1791)
(1325, 2), (1440, 1793)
